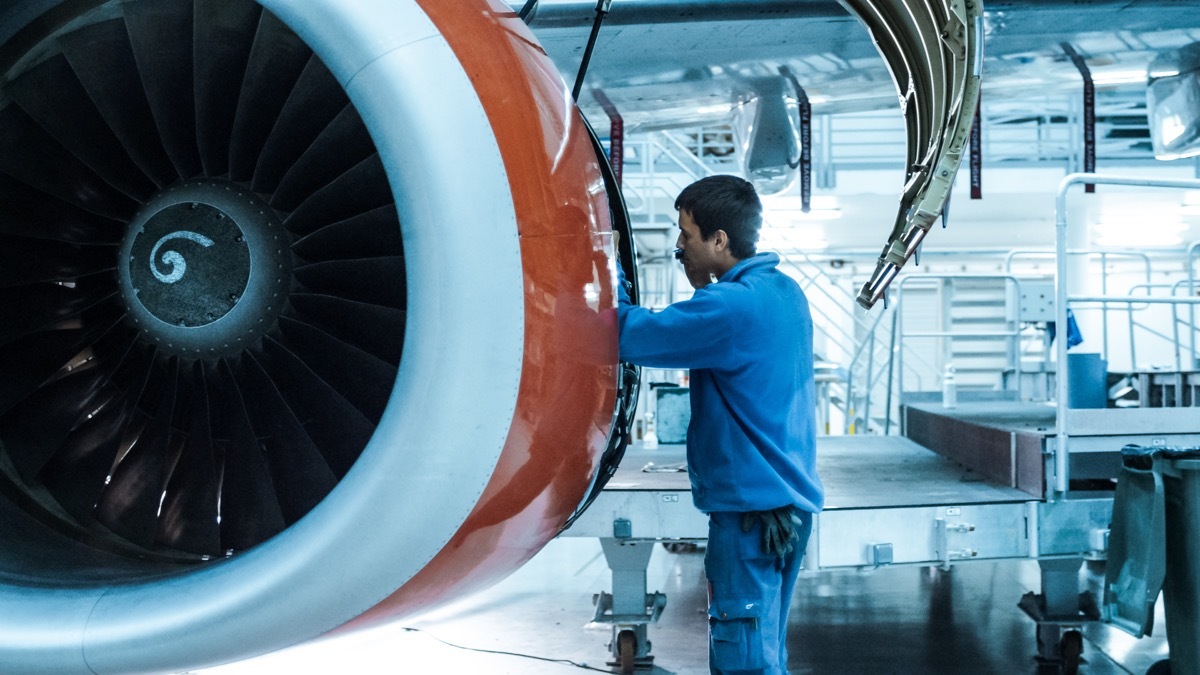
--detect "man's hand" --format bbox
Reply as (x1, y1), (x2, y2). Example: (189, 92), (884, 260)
(741, 506), (802, 558)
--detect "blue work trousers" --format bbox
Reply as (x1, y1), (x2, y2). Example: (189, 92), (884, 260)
(705, 509), (813, 675)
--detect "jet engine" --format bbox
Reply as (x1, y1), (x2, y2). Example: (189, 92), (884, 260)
(0, 1), (628, 672)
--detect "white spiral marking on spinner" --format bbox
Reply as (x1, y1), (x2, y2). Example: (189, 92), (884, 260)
(150, 231), (215, 284)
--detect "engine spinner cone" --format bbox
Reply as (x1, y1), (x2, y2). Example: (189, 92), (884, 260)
(118, 179), (291, 358)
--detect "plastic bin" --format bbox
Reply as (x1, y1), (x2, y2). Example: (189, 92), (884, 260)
(1104, 444), (1200, 675)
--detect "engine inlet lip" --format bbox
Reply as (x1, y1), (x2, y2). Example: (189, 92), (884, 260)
(116, 179), (292, 359)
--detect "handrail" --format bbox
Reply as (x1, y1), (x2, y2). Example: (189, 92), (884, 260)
(777, 254), (904, 434)
(1188, 241), (1200, 366)
(1054, 173), (1200, 496)
(1070, 293), (1200, 371)
(843, 305), (888, 433)
(1007, 249), (1154, 355)
(1170, 279), (1200, 367)
(1005, 249), (1152, 281)
(776, 257), (863, 349)
(845, 297), (940, 433)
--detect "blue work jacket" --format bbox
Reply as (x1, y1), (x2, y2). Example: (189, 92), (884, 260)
(617, 252), (823, 514)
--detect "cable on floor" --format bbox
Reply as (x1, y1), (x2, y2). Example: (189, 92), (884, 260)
(399, 626), (614, 673)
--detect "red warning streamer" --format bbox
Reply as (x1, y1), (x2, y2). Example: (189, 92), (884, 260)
(591, 88), (624, 188)
(1062, 43), (1096, 193)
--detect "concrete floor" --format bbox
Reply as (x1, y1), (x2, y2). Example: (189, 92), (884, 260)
(198, 537), (1174, 675)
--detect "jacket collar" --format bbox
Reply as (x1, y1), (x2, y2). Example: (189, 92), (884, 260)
(719, 252), (780, 283)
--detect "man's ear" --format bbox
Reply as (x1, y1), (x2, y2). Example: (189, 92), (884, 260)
(713, 229), (730, 251)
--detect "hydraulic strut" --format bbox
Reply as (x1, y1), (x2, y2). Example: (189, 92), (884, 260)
(572, 0), (613, 101)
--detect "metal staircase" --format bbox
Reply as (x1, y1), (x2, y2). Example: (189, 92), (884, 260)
(943, 277), (1013, 390)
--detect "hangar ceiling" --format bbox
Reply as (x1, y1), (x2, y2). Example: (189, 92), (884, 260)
(517, 0), (1200, 255)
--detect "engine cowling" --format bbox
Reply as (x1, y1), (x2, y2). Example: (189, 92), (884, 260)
(0, 1), (617, 673)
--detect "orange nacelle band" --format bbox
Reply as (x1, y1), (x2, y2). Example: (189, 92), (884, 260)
(345, 0), (616, 626)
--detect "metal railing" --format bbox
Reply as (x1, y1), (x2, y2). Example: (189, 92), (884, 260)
(1005, 249), (1154, 359)
(776, 253), (937, 434)
(1052, 173), (1200, 495)
(1189, 241), (1200, 367)
(1064, 281), (1200, 372)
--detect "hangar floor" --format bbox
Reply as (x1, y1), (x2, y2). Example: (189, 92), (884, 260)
(198, 537), (1170, 675)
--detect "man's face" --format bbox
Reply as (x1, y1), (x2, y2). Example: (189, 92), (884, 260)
(676, 209), (721, 289)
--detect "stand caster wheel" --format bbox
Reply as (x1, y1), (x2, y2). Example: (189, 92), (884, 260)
(617, 629), (637, 674)
(1060, 629), (1082, 675)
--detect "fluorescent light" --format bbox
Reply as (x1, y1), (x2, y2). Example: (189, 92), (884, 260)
(1093, 69), (1151, 86)
(771, 209), (842, 222)
(764, 194), (839, 210)
(763, 194), (842, 222)
(1093, 220), (1186, 247)
(760, 225), (828, 251)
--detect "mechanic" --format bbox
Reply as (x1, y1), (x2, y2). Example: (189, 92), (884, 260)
(617, 174), (823, 675)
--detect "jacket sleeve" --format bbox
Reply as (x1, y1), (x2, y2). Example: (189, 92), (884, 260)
(617, 264), (736, 370)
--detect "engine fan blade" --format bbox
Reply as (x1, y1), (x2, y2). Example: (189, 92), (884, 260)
(287, 294), (405, 366)
(280, 155), (392, 238)
(156, 363), (221, 555)
(274, 317), (395, 421)
(251, 56), (346, 194)
(193, 0), (262, 177)
(0, 312), (123, 417)
(93, 359), (180, 548)
(291, 205), (402, 263)
(293, 256), (406, 309)
(0, 275), (116, 346)
(42, 398), (134, 523)
(0, 174), (124, 245)
(0, 364), (113, 482)
(228, 10), (312, 183)
(57, 18), (178, 188)
(5, 53), (156, 201)
(271, 106), (376, 212)
(258, 336), (374, 479)
(0, 235), (117, 288)
(42, 343), (155, 522)
(237, 353), (337, 524)
(123, 0), (202, 179)
(0, 106), (138, 220)
(207, 360), (286, 552)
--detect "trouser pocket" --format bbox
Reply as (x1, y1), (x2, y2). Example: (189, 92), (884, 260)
(709, 600), (766, 672)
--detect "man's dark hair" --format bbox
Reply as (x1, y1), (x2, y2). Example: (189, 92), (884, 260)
(674, 175), (762, 259)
